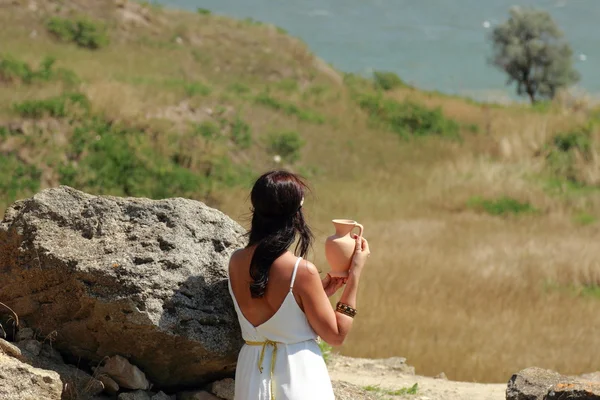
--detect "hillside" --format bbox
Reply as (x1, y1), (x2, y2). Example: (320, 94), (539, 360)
(1, 0), (600, 384)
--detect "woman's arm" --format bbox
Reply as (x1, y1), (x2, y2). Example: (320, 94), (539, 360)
(295, 235), (370, 346)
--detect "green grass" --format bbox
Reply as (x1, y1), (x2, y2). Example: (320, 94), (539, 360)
(318, 340), (333, 364)
(467, 196), (537, 216)
(573, 212), (597, 226)
(255, 92), (326, 124)
(13, 92), (90, 118)
(267, 131), (305, 163)
(363, 383), (419, 396)
(46, 16), (109, 49)
(0, 54), (79, 85)
(372, 70), (407, 91)
(544, 281), (600, 300)
(0, 154), (41, 203)
(357, 93), (460, 139)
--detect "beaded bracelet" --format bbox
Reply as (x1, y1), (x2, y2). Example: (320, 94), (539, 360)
(336, 302), (357, 318)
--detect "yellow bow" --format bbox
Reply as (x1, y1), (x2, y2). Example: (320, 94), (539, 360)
(245, 339), (279, 400)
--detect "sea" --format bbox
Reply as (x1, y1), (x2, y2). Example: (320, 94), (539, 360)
(159, 0), (599, 103)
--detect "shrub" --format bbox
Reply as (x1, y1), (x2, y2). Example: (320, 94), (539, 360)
(544, 126), (593, 184)
(183, 81), (212, 97)
(230, 116), (252, 149)
(255, 92), (325, 124)
(47, 17), (109, 49)
(197, 8), (211, 15)
(60, 118), (203, 198)
(467, 196), (537, 216)
(13, 93), (90, 118)
(373, 70), (406, 91)
(357, 93), (460, 138)
(267, 131), (304, 163)
(0, 154), (41, 201)
(0, 55), (79, 85)
(227, 82), (251, 94)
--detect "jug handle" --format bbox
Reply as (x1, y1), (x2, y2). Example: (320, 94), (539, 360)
(352, 223), (364, 239)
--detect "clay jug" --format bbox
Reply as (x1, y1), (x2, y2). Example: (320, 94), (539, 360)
(325, 219), (364, 278)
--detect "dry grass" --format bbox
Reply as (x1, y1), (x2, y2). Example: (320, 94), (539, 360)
(2, 0), (600, 385)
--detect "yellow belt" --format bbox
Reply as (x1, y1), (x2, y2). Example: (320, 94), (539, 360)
(245, 339), (279, 400)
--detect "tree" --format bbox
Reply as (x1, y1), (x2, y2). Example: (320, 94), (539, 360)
(489, 7), (580, 104)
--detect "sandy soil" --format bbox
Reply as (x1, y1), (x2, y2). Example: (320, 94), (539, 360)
(329, 355), (506, 400)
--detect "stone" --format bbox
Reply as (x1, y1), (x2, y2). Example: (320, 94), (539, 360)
(18, 339), (42, 356)
(151, 391), (174, 400)
(506, 367), (564, 400)
(178, 391), (221, 400)
(97, 355), (150, 390)
(15, 327), (35, 341)
(39, 342), (63, 364)
(210, 378), (234, 400)
(0, 351), (63, 400)
(0, 338), (22, 359)
(118, 390), (152, 400)
(545, 381), (600, 399)
(332, 381), (379, 400)
(98, 374), (120, 394)
(580, 372), (600, 383)
(0, 186), (245, 389)
(435, 372), (448, 380)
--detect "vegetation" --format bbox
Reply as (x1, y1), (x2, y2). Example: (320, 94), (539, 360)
(467, 196), (537, 216)
(372, 70), (406, 91)
(0, 55), (78, 85)
(1, 1), (600, 385)
(47, 16), (109, 49)
(267, 131), (304, 163)
(357, 93), (460, 138)
(318, 340), (333, 364)
(489, 7), (580, 104)
(363, 383), (419, 396)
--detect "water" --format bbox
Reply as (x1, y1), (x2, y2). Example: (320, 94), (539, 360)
(159, 0), (599, 102)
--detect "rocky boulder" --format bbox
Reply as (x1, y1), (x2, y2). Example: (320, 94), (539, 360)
(0, 186), (246, 389)
(507, 367), (600, 400)
(0, 351), (63, 400)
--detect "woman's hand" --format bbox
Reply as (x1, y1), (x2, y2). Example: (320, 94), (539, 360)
(322, 273), (345, 297)
(348, 234), (370, 278)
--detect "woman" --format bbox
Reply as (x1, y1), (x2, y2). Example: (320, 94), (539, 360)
(228, 170), (370, 400)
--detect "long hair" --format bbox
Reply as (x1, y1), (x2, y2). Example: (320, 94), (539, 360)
(246, 170), (314, 298)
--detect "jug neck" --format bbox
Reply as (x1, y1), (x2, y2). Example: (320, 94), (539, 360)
(333, 222), (355, 236)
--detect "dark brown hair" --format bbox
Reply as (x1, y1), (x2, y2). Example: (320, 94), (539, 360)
(247, 170), (314, 298)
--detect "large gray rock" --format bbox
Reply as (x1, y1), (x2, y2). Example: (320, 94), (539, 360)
(0, 352), (63, 400)
(507, 367), (600, 400)
(506, 367), (564, 400)
(0, 186), (245, 389)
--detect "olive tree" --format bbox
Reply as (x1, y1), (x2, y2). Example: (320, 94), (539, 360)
(489, 7), (580, 104)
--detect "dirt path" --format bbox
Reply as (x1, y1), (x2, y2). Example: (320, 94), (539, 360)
(328, 355), (506, 400)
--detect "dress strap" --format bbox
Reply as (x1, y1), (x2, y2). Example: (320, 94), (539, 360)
(289, 257), (303, 291)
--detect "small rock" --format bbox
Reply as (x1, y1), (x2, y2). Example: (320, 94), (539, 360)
(20, 339), (42, 356)
(151, 391), (173, 400)
(435, 372), (448, 380)
(175, 36), (183, 44)
(178, 391), (221, 400)
(15, 327), (34, 341)
(210, 378), (234, 400)
(39, 343), (63, 364)
(0, 338), (22, 359)
(118, 390), (151, 400)
(98, 374), (120, 395)
(98, 355), (150, 390)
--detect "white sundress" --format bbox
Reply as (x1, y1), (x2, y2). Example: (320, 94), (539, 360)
(228, 256), (336, 400)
